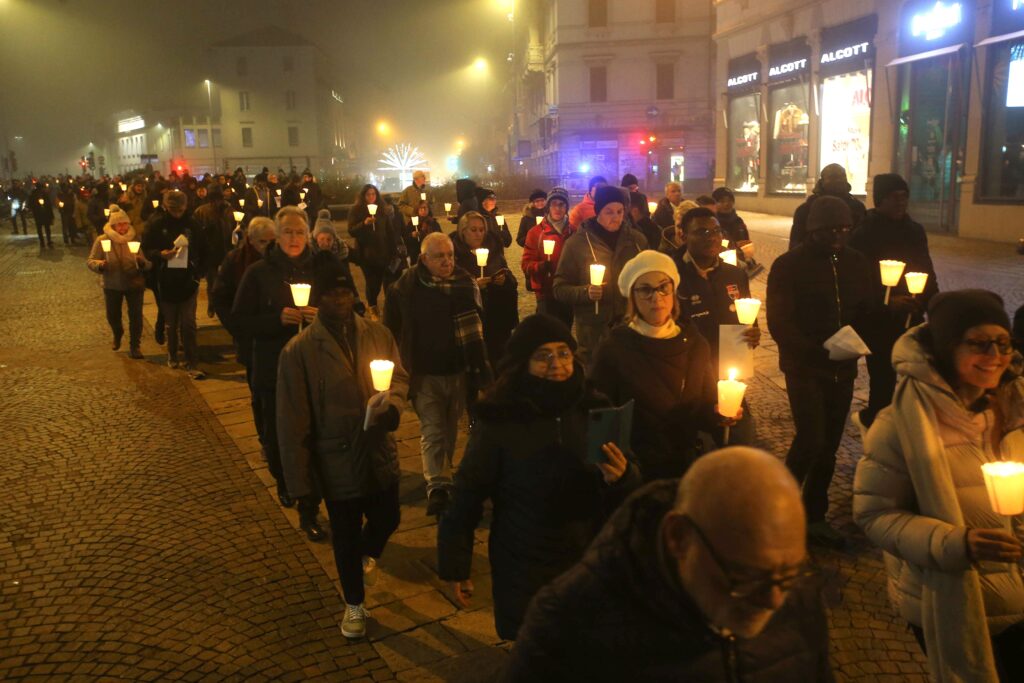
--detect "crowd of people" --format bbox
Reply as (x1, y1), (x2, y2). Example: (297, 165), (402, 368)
(4, 161), (1024, 681)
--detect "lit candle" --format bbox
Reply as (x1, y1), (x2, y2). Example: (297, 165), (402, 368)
(233, 210), (244, 223)
(369, 359), (395, 392)
(238, 198), (245, 208)
(496, 215), (505, 227)
(127, 241), (141, 254)
(590, 263), (606, 315)
(368, 203), (378, 216)
(257, 198), (263, 208)
(717, 368), (747, 444)
(647, 201), (658, 215)
(300, 190), (307, 200)
(38, 198), (44, 205)
(721, 238), (730, 248)
(981, 461), (1024, 515)
(535, 216), (543, 225)
(420, 192), (427, 201)
(58, 200), (65, 209)
(879, 260), (906, 306)
(152, 199), (159, 208)
(444, 202), (452, 213)
(100, 239), (111, 253)
(411, 216), (420, 227)
(720, 249), (737, 266)
(740, 242), (755, 259)
(276, 188), (282, 196)
(734, 298), (761, 326)
(104, 208), (110, 217)
(289, 282), (312, 332)
(543, 239), (556, 258)
(119, 183), (127, 192)
(904, 271), (929, 328)
(475, 248), (489, 277)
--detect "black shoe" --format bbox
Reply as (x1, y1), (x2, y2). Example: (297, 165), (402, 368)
(128, 346), (144, 360)
(807, 521), (847, 550)
(154, 327), (165, 345)
(426, 488), (449, 517)
(112, 334), (123, 351)
(301, 520), (328, 543)
(277, 487), (295, 508)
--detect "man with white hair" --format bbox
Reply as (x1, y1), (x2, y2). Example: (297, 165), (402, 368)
(384, 232), (491, 516)
(398, 170), (431, 226)
(232, 207), (347, 543)
(504, 447), (833, 681)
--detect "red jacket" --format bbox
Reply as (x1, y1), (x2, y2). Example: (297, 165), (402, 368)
(522, 220), (576, 299)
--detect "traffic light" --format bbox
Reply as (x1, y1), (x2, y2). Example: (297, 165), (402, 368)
(87, 151), (95, 170)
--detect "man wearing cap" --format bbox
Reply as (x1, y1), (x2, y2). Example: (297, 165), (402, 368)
(847, 173), (938, 437)
(141, 189), (207, 378)
(522, 188), (576, 328)
(790, 164), (867, 250)
(398, 170), (432, 227)
(515, 189), (548, 248)
(766, 196), (874, 549)
(569, 176), (608, 229)
(553, 185), (648, 367)
(277, 268), (409, 640)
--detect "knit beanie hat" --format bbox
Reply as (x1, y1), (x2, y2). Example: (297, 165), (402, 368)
(927, 290), (1010, 363)
(475, 187), (497, 205)
(529, 188), (547, 202)
(546, 187), (570, 209)
(313, 208), (335, 237)
(806, 195), (852, 233)
(621, 173), (639, 187)
(503, 314), (577, 369)
(107, 204), (130, 225)
(617, 249), (680, 297)
(316, 263), (358, 295)
(873, 173), (910, 206)
(163, 189), (187, 211)
(593, 185), (626, 215)
(587, 176), (608, 193)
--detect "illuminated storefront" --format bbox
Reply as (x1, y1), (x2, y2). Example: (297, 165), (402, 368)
(725, 54), (762, 193)
(978, 0), (1024, 200)
(765, 40), (811, 194)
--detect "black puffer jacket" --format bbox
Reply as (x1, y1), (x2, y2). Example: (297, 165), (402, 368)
(452, 230), (519, 368)
(504, 480), (834, 682)
(231, 245), (336, 389)
(141, 212), (207, 304)
(437, 370), (641, 641)
(766, 243), (874, 380)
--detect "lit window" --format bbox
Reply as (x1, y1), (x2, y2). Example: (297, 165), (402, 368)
(184, 129), (196, 148)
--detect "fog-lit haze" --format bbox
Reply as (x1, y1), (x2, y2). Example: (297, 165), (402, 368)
(0, 0), (514, 175)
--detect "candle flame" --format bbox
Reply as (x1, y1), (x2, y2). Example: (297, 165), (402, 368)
(728, 368), (737, 381)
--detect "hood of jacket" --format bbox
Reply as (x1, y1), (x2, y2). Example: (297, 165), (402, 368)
(811, 178), (853, 197)
(522, 202), (544, 218)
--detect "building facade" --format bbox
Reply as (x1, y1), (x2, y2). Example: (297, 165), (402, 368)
(510, 0), (716, 194)
(714, 0), (1024, 242)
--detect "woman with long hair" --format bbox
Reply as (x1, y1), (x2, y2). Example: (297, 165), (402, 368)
(348, 184), (406, 314)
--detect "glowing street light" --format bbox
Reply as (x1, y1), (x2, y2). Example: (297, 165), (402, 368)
(472, 57), (488, 74)
(375, 120), (392, 137)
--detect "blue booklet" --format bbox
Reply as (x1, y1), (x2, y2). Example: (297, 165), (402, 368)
(586, 400), (634, 465)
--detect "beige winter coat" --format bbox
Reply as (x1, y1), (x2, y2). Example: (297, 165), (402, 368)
(86, 224), (151, 291)
(854, 328), (1024, 637)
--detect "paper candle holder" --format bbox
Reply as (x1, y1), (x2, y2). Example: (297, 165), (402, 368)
(58, 201), (65, 208)
(496, 215), (505, 227)
(590, 263), (606, 315)
(717, 368), (748, 444)
(127, 241), (141, 254)
(420, 192), (427, 201)
(238, 198), (245, 208)
(475, 249), (489, 276)
(100, 239), (112, 253)
(233, 211), (244, 223)
(720, 249), (738, 266)
(290, 282), (311, 308)
(535, 216), (543, 225)
(276, 189), (282, 196)
(369, 360), (395, 392)
(444, 202), (452, 213)
(880, 260), (906, 305)
(37, 198), (44, 205)
(905, 271), (928, 295)
(721, 238), (730, 249)
(981, 461), (1024, 516)
(104, 208), (110, 217)
(368, 204), (378, 216)
(734, 298), (761, 326)
(647, 201), (658, 215)
(411, 216), (420, 227)
(542, 239), (556, 257)
(152, 200), (159, 208)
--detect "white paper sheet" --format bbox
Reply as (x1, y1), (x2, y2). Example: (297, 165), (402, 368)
(824, 325), (871, 361)
(167, 245), (188, 269)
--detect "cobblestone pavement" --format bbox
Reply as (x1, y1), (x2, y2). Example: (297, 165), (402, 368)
(2, 207), (1020, 682)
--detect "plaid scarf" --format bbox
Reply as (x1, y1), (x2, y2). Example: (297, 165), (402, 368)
(417, 263), (491, 384)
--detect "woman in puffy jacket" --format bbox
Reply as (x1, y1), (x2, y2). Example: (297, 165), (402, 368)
(854, 289), (1024, 683)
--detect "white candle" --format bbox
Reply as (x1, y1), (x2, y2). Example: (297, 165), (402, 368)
(367, 203), (378, 216)
(647, 201), (658, 215)
(720, 249), (737, 266)
(58, 200), (65, 209)
(152, 200), (159, 208)
(543, 239), (556, 257)
(100, 239), (112, 253)
(740, 242), (755, 259)
(444, 202), (452, 213)
(233, 210), (244, 223)
(119, 183), (127, 192)
(880, 260), (906, 306)
(535, 216), (543, 225)
(276, 188), (282, 196)
(590, 263), (606, 315)
(411, 216), (420, 227)
(104, 208), (110, 217)
(420, 192), (427, 201)
(289, 282), (311, 308)
(37, 198), (44, 205)
(981, 461), (1024, 515)
(734, 298), (761, 326)
(718, 368), (748, 444)
(904, 271), (928, 295)
(127, 241), (141, 254)
(721, 238), (730, 248)
(496, 215), (505, 227)
(257, 198), (263, 208)
(238, 198), (245, 208)
(369, 359), (395, 392)
(300, 191), (307, 200)
(475, 248), (489, 267)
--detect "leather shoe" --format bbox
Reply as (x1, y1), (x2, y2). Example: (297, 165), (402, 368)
(426, 488), (450, 517)
(301, 520), (328, 543)
(277, 488), (296, 508)
(112, 334), (123, 351)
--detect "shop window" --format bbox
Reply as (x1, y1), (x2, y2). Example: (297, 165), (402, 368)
(184, 128), (196, 148)
(590, 66), (607, 103)
(656, 63), (674, 100)
(981, 42), (1024, 200)
(726, 94), (761, 192)
(819, 70), (872, 196)
(241, 127), (253, 148)
(655, 0), (675, 24)
(767, 83), (810, 194)
(589, 0), (607, 28)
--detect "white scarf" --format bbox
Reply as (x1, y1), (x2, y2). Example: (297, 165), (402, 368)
(629, 317), (681, 339)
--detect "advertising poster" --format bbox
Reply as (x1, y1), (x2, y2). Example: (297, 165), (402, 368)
(820, 70), (873, 195)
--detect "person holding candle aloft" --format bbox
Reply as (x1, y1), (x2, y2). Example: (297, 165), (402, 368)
(590, 251), (728, 481)
(276, 268), (409, 640)
(56, 182), (77, 246)
(398, 170), (431, 227)
(87, 205), (151, 359)
(474, 187), (512, 249)
(514, 189), (548, 248)
(452, 211), (519, 368)
(766, 196), (874, 549)
(522, 188), (576, 329)
(553, 186), (648, 368)
(848, 173), (939, 437)
(348, 184), (406, 316)
(438, 314), (641, 641)
(407, 200), (441, 259)
(854, 290), (1024, 682)
(627, 190), (662, 250)
(651, 180), (684, 229)
(28, 180), (54, 251)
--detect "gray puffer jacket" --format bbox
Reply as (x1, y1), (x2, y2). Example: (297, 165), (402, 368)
(853, 327), (1024, 635)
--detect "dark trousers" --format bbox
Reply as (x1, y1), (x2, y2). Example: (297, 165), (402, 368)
(12, 209), (28, 233)
(59, 215), (72, 244)
(36, 222), (52, 247)
(325, 486), (401, 606)
(254, 386), (321, 522)
(784, 372), (855, 523)
(103, 288), (144, 347)
(362, 265), (393, 309)
(159, 291), (198, 367)
(911, 621), (1024, 682)
(860, 343), (898, 428)
(537, 297), (574, 330)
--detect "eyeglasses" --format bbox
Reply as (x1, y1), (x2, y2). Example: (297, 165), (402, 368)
(530, 348), (574, 366)
(633, 281), (674, 300)
(690, 227), (723, 238)
(684, 515), (816, 601)
(962, 337), (1013, 356)
(816, 225), (852, 236)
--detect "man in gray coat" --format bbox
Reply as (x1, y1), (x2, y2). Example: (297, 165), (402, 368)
(276, 268), (409, 640)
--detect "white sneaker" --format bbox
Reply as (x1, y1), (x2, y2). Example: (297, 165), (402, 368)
(362, 556), (379, 587)
(341, 603), (368, 639)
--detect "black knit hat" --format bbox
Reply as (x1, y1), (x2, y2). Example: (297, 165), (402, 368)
(315, 265), (359, 296)
(928, 290), (1010, 360)
(873, 173), (910, 206)
(503, 314), (577, 369)
(621, 173), (639, 187)
(629, 191), (648, 217)
(475, 187), (497, 205)
(594, 185), (626, 215)
(807, 195), (852, 232)
(528, 188), (547, 202)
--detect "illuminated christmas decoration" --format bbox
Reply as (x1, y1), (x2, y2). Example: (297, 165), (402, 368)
(379, 144), (428, 188)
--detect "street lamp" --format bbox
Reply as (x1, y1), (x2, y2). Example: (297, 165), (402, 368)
(205, 79), (217, 173)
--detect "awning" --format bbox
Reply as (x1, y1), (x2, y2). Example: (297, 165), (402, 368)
(975, 29), (1024, 49)
(886, 43), (963, 67)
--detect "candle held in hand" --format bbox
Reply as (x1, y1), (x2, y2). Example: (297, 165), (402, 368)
(904, 272), (928, 294)
(720, 249), (737, 266)
(367, 203), (378, 216)
(542, 239), (556, 257)
(411, 216), (419, 227)
(369, 360), (395, 392)
(104, 208), (110, 217)
(721, 238), (730, 249)
(233, 211), (244, 223)
(127, 241), (141, 254)
(535, 216), (543, 225)
(152, 199), (159, 208)
(420, 192), (427, 201)
(238, 198), (245, 208)
(981, 462), (1024, 515)
(880, 260), (906, 305)
(648, 201), (658, 215)
(100, 239), (112, 253)
(444, 202), (452, 213)
(289, 282), (311, 308)
(718, 368), (747, 444)
(496, 215), (505, 227)
(734, 298), (761, 326)
(475, 248), (489, 267)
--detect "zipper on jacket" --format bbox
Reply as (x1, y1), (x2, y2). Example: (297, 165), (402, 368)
(720, 634), (740, 683)
(830, 254), (842, 384)
(555, 416), (563, 446)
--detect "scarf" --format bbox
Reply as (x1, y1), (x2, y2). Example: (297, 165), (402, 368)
(515, 367), (586, 416)
(629, 317), (681, 339)
(417, 263), (491, 384)
(890, 376), (998, 682)
(590, 222), (621, 250)
(549, 217), (568, 235)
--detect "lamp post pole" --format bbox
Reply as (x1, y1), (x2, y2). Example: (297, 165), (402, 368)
(205, 79), (216, 173)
